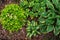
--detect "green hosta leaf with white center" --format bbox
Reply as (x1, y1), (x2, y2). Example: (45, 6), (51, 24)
(54, 26), (60, 35)
(52, 0), (59, 6)
(46, 0), (54, 10)
(47, 25), (54, 33)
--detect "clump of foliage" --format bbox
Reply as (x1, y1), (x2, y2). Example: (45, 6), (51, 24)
(37, 0), (60, 36)
(20, 0), (46, 37)
(20, 0), (45, 18)
(20, 0), (60, 38)
(45, 0), (60, 35)
(0, 4), (27, 32)
(27, 21), (40, 38)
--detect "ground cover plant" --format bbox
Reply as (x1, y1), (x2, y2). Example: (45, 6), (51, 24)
(0, 4), (27, 33)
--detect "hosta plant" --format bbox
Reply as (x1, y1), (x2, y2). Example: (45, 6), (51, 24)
(27, 21), (40, 38)
(20, 0), (60, 38)
(38, 0), (60, 35)
(37, 0), (60, 36)
(0, 4), (27, 33)
(20, 0), (45, 19)
(45, 0), (60, 35)
(20, 0), (46, 37)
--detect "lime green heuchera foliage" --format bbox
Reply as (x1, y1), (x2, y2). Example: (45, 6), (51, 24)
(0, 4), (27, 32)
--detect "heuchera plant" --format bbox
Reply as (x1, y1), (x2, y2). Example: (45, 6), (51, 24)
(0, 4), (27, 33)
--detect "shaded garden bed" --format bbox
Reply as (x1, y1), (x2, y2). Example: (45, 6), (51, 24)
(0, 0), (60, 40)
